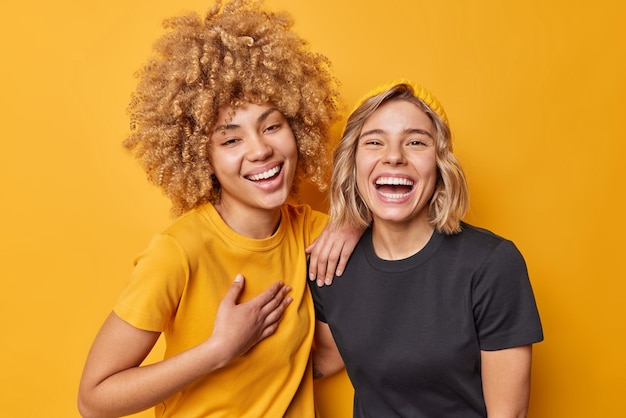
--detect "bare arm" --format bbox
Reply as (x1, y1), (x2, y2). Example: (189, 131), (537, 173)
(312, 320), (344, 379)
(481, 345), (533, 418)
(306, 224), (364, 287)
(78, 275), (291, 418)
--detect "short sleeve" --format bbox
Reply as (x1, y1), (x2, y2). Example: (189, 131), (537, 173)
(114, 234), (189, 332)
(305, 209), (330, 323)
(472, 240), (543, 350)
(307, 209), (330, 247)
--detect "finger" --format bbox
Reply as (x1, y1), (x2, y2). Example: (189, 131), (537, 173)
(335, 244), (354, 277)
(313, 241), (333, 286)
(254, 295), (290, 344)
(259, 284), (291, 317)
(263, 292), (292, 326)
(308, 234), (334, 282)
(259, 320), (281, 340)
(223, 274), (245, 304)
(328, 246), (350, 285)
(323, 248), (341, 285)
(325, 226), (361, 284)
(318, 240), (344, 286)
(250, 280), (284, 310)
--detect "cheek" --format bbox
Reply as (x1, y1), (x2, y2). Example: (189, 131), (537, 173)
(210, 152), (239, 178)
(287, 144), (298, 162)
(283, 143), (298, 176)
(354, 160), (372, 197)
(355, 176), (367, 197)
(420, 161), (439, 194)
(277, 132), (298, 158)
(415, 153), (438, 177)
(288, 136), (299, 157)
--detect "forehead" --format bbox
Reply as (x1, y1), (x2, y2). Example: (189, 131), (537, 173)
(362, 99), (433, 132)
(214, 102), (279, 124)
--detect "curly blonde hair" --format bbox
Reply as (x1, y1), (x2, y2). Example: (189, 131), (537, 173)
(330, 83), (469, 235)
(124, 0), (341, 215)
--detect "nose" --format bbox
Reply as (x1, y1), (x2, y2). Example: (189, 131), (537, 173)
(383, 143), (406, 166)
(246, 135), (273, 161)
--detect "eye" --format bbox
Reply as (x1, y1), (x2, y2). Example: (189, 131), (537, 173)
(407, 135), (434, 147)
(362, 138), (383, 146)
(220, 137), (241, 146)
(264, 123), (281, 134)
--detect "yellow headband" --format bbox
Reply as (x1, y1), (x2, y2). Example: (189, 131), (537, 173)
(353, 79), (449, 127)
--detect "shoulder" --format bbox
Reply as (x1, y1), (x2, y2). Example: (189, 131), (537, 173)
(153, 203), (217, 259)
(283, 202), (326, 219)
(439, 223), (526, 270)
(457, 222), (507, 243)
(283, 203), (328, 228)
(162, 203), (211, 234)
(449, 223), (517, 252)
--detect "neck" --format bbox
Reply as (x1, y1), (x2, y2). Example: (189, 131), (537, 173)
(371, 217), (435, 260)
(214, 201), (282, 239)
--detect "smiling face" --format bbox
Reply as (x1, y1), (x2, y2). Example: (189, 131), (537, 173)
(209, 102), (298, 225)
(355, 99), (438, 230)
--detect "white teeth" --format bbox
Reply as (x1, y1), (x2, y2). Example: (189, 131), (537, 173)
(379, 191), (410, 199)
(375, 177), (414, 186)
(375, 176), (413, 199)
(248, 166), (280, 181)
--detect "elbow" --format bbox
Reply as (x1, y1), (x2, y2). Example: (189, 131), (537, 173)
(77, 405), (109, 418)
(77, 391), (108, 418)
(77, 397), (96, 418)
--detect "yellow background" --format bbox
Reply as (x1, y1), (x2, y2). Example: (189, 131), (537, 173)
(1, 0), (624, 416)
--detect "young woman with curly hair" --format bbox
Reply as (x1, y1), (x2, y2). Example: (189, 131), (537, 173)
(78, 1), (359, 417)
(310, 81), (543, 417)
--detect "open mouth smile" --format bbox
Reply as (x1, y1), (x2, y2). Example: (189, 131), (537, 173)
(246, 164), (282, 182)
(375, 176), (414, 199)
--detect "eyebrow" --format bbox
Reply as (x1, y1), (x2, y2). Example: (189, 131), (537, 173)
(359, 128), (434, 139)
(213, 107), (280, 133)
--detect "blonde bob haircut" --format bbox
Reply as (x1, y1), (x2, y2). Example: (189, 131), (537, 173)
(124, 0), (340, 216)
(329, 82), (469, 235)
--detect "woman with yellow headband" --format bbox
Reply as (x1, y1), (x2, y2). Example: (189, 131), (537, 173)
(310, 81), (543, 417)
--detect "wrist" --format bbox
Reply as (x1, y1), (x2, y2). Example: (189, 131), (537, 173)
(200, 336), (235, 371)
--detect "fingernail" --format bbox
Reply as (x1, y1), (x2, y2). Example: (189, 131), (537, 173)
(336, 269), (343, 276)
(317, 279), (324, 287)
(309, 273), (315, 281)
(234, 274), (243, 282)
(325, 277), (332, 285)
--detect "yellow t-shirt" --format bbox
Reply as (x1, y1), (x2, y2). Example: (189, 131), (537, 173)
(114, 202), (328, 417)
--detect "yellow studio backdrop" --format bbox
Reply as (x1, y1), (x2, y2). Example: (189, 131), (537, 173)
(1, 0), (624, 416)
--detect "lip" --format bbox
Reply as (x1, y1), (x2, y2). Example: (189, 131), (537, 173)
(245, 162), (283, 181)
(373, 174), (414, 200)
(243, 163), (287, 193)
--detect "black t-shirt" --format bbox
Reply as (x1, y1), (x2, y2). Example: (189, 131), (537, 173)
(310, 223), (543, 418)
